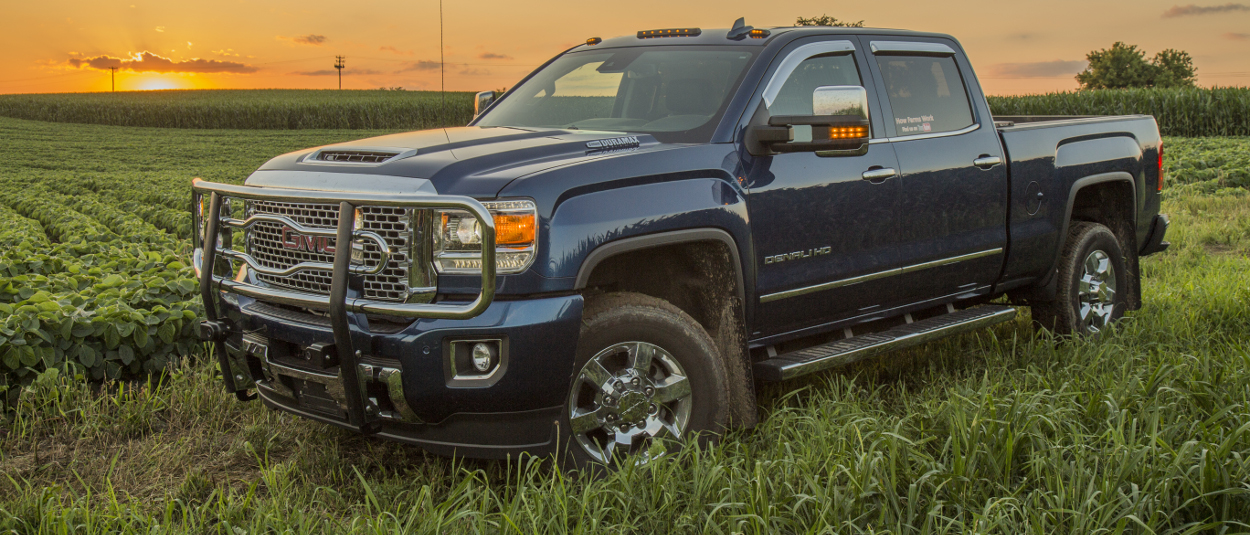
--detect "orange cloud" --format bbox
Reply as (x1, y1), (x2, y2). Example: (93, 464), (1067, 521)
(380, 46), (413, 56)
(279, 34), (328, 46)
(984, 60), (1087, 79)
(398, 60), (441, 71)
(479, 52), (513, 60)
(68, 51), (258, 73)
(1225, 32), (1250, 40)
(1162, 3), (1250, 17)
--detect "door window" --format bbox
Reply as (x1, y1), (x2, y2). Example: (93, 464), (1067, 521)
(768, 53), (862, 142)
(874, 55), (974, 135)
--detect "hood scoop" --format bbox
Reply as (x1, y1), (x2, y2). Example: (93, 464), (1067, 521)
(311, 149), (406, 164)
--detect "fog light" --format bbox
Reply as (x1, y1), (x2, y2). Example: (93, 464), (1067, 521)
(471, 343), (495, 372)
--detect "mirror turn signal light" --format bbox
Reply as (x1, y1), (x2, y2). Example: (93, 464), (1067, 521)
(824, 126), (869, 140)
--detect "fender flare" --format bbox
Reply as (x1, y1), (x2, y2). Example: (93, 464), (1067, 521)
(1042, 171), (1137, 287)
(573, 228), (746, 306)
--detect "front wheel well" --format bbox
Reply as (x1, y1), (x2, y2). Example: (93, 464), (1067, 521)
(579, 238), (758, 427)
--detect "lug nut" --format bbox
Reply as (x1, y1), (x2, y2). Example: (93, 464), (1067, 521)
(613, 381), (624, 391)
(649, 404), (658, 414)
(631, 377), (641, 386)
(604, 396), (614, 405)
(637, 421), (647, 429)
(644, 387), (654, 396)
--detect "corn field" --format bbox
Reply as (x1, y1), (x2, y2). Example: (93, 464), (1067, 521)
(988, 87), (1250, 137)
(0, 89), (475, 130)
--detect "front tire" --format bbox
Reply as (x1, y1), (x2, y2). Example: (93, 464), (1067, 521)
(1032, 221), (1128, 336)
(560, 292), (729, 470)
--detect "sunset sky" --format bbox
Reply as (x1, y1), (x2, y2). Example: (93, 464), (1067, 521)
(3, 0), (1247, 96)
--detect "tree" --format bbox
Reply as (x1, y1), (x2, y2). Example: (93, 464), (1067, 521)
(1150, 49), (1197, 88)
(795, 14), (864, 27)
(1075, 42), (1197, 89)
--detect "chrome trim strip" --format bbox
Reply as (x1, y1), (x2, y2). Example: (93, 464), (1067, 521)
(760, 248), (1003, 303)
(870, 41), (957, 55)
(761, 41), (856, 108)
(868, 123), (981, 145)
(901, 248), (1003, 274)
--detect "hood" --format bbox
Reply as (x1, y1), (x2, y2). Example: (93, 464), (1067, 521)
(248, 126), (673, 197)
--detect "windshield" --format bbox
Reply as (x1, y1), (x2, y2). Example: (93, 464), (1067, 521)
(476, 46), (757, 143)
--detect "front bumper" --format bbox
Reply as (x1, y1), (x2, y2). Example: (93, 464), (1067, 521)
(220, 293), (583, 458)
(191, 178), (582, 459)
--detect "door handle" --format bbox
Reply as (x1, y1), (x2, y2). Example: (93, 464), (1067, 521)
(973, 156), (1002, 169)
(861, 168), (897, 182)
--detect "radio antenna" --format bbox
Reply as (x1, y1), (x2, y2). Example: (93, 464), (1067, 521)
(439, 0), (445, 126)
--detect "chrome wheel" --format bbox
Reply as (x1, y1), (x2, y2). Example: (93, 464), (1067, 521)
(567, 341), (692, 465)
(1078, 249), (1117, 333)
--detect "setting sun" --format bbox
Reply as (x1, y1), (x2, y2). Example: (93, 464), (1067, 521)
(132, 76), (189, 91)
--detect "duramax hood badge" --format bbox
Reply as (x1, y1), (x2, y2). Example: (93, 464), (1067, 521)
(586, 136), (641, 151)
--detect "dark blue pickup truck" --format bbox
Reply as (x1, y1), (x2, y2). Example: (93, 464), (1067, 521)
(192, 21), (1170, 468)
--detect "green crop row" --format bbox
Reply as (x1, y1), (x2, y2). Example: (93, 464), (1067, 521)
(0, 203), (49, 249)
(0, 182), (199, 407)
(0, 89), (476, 130)
(1162, 136), (1250, 191)
(988, 87), (1250, 137)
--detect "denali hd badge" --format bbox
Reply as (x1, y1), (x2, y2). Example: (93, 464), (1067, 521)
(764, 246), (832, 265)
(586, 136), (640, 151)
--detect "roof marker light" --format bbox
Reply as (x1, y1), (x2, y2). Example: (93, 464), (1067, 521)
(637, 28), (702, 39)
(586, 37), (602, 45)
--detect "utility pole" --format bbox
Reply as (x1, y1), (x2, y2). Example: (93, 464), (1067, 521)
(109, 66), (117, 92)
(334, 56), (345, 90)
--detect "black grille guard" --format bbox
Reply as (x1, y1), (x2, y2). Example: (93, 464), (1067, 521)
(191, 178), (497, 431)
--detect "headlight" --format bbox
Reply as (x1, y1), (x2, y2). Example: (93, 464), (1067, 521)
(434, 199), (537, 275)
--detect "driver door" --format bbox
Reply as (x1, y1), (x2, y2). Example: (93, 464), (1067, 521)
(744, 40), (904, 339)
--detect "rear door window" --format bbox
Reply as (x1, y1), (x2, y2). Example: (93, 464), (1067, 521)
(874, 55), (974, 135)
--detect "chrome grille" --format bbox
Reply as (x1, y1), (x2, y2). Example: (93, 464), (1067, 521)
(245, 200), (412, 302)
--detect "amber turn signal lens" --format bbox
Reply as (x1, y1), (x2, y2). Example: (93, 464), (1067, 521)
(827, 126), (868, 140)
(494, 213), (536, 246)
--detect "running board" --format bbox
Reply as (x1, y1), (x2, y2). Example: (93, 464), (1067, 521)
(754, 305), (1017, 382)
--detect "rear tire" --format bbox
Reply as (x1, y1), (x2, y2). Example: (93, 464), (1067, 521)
(1032, 221), (1127, 337)
(559, 292), (729, 471)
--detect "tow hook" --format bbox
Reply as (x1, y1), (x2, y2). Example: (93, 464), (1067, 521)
(198, 319), (234, 342)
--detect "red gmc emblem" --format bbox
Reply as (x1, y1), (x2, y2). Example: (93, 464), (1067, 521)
(281, 226), (336, 254)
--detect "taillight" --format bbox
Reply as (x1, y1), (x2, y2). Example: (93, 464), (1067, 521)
(1157, 141), (1164, 192)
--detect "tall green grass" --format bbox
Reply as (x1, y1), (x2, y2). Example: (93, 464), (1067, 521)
(1, 118), (1249, 532)
(0, 90), (475, 130)
(988, 87), (1250, 137)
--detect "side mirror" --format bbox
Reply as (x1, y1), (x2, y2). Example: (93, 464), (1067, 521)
(474, 90), (497, 118)
(747, 85), (871, 156)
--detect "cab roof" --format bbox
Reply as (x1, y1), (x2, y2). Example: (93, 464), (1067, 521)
(572, 26), (956, 51)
